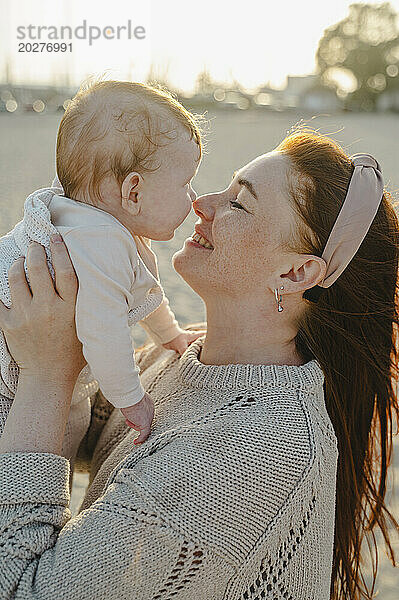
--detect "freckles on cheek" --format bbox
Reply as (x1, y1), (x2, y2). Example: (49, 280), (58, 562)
(235, 223), (260, 251)
(217, 215), (243, 242)
(251, 219), (275, 247)
(235, 224), (274, 268)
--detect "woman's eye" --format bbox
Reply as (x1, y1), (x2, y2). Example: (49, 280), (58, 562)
(229, 200), (245, 210)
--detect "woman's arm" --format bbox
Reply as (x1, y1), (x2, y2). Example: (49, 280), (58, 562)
(0, 374), (75, 454)
(0, 238), (85, 455)
(0, 449), (228, 599)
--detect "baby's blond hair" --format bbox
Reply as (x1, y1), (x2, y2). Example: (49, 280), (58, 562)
(56, 77), (203, 203)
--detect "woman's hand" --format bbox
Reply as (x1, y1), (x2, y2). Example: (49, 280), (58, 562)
(0, 235), (85, 385)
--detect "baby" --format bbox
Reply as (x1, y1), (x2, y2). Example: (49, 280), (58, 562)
(0, 79), (203, 453)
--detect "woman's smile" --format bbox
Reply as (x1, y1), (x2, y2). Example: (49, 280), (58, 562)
(185, 235), (213, 250)
(190, 231), (213, 249)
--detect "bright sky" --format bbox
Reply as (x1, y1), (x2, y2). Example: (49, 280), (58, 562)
(1, 0), (399, 91)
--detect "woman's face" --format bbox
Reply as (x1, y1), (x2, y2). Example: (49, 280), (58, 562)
(172, 151), (299, 300)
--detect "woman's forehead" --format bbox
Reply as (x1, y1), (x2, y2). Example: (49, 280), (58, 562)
(237, 151), (290, 200)
(240, 151), (288, 180)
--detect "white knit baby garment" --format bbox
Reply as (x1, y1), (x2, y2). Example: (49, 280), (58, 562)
(0, 184), (163, 462)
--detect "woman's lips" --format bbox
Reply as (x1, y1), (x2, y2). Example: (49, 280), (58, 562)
(186, 237), (213, 250)
(194, 226), (213, 247)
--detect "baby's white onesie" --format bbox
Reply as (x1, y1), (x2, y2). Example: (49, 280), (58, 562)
(0, 182), (182, 461)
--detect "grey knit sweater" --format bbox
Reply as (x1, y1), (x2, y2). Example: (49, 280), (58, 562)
(0, 337), (338, 599)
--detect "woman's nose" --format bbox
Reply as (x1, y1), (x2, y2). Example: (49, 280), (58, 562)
(192, 193), (218, 221)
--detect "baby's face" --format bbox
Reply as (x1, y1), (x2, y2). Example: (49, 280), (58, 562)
(128, 131), (201, 241)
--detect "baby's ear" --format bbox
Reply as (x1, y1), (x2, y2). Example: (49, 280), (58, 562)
(121, 172), (143, 215)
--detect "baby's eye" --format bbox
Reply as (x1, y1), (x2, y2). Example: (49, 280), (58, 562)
(229, 200), (245, 210)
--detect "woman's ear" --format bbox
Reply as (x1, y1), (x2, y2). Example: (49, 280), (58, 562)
(121, 172), (143, 215)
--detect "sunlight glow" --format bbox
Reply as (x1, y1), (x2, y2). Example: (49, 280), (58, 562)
(1, 0), (399, 91)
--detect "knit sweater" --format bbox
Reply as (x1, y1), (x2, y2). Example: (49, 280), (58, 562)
(0, 337), (339, 600)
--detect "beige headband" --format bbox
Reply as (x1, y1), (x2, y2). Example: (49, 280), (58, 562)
(303, 153), (384, 303)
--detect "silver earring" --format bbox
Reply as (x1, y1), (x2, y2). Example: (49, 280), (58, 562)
(274, 286), (284, 312)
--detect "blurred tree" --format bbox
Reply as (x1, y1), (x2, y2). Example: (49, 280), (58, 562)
(194, 68), (218, 96)
(316, 2), (399, 110)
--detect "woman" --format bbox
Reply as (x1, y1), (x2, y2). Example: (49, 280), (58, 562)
(0, 129), (398, 600)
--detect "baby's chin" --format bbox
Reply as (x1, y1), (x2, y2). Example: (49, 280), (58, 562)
(152, 231), (175, 241)
(140, 227), (175, 241)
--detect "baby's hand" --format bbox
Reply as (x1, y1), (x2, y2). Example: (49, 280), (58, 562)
(162, 330), (206, 356)
(120, 392), (154, 445)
